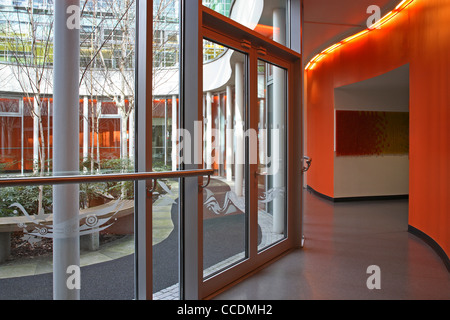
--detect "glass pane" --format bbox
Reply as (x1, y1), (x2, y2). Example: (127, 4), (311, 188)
(0, 181), (135, 300)
(152, 0), (180, 300)
(202, 40), (247, 279)
(80, 1), (137, 175)
(152, 97), (178, 171)
(257, 59), (287, 251)
(152, 178), (180, 300)
(0, 99), (22, 173)
(79, 0), (137, 300)
(0, 0), (137, 300)
(203, 0), (234, 17)
(202, 0), (289, 45)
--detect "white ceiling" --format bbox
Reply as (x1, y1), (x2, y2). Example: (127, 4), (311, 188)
(302, 0), (400, 64)
(334, 63), (410, 111)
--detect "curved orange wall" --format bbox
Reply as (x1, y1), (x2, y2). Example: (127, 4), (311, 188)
(306, 0), (450, 257)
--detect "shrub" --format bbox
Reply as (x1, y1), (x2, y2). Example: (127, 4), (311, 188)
(0, 185), (53, 217)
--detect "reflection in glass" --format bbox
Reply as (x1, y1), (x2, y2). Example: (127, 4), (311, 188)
(203, 0), (289, 45)
(202, 40), (248, 279)
(0, 181), (136, 300)
(0, 0), (137, 300)
(152, 178), (180, 300)
(203, 0), (234, 17)
(0, 0), (138, 177)
(257, 59), (287, 251)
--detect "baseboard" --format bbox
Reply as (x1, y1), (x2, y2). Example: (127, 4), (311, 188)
(306, 186), (409, 202)
(305, 186), (334, 201)
(408, 225), (450, 273)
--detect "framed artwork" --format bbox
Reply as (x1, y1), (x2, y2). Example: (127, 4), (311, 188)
(336, 110), (409, 156)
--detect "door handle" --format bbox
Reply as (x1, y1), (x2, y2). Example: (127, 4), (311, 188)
(200, 175), (211, 189)
(302, 156), (312, 173)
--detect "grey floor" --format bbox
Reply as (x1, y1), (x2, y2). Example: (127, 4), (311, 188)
(213, 189), (450, 300)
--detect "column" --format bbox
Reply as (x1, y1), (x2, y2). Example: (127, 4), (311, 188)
(20, 98), (24, 174)
(83, 96), (89, 166)
(164, 98), (168, 166)
(181, 0), (202, 299)
(272, 8), (286, 234)
(259, 99), (266, 169)
(135, 0), (153, 299)
(129, 106), (135, 164)
(0, 117), (4, 157)
(205, 92), (213, 168)
(33, 97), (40, 174)
(235, 62), (245, 197)
(96, 100), (102, 167)
(53, 0), (81, 300)
(273, 8), (286, 45)
(120, 106), (128, 162)
(171, 95), (177, 171)
(226, 85), (233, 181)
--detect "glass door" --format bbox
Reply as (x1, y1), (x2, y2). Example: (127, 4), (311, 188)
(202, 40), (249, 279)
(199, 9), (300, 298)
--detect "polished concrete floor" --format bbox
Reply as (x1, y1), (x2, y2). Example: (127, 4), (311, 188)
(213, 189), (450, 300)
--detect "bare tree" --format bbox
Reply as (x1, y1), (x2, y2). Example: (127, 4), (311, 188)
(0, 0), (180, 205)
(79, 0), (136, 176)
(81, 0), (180, 171)
(0, 0), (54, 215)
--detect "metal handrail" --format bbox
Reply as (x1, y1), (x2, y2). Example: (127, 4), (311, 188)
(0, 169), (214, 188)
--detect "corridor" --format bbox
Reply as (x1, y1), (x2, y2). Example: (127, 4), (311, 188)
(212, 189), (450, 300)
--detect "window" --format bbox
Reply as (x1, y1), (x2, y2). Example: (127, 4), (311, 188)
(0, 0), (302, 301)
(203, 0), (290, 45)
(0, 0), (138, 300)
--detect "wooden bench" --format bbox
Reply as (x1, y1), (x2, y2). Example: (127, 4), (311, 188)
(0, 199), (134, 263)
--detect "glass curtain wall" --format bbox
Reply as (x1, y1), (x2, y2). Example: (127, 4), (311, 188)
(0, 0), (183, 301)
(0, 0), (137, 300)
(0, 0), (299, 300)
